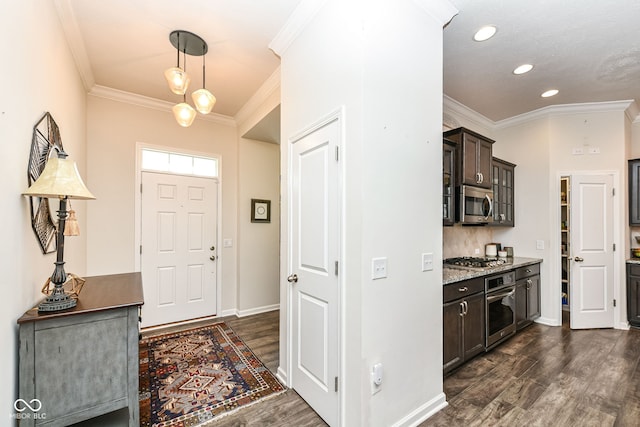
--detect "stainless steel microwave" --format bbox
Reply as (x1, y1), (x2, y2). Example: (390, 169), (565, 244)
(458, 185), (493, 224)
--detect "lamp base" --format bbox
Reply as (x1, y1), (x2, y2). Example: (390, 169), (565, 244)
(38, 291), (77, 312)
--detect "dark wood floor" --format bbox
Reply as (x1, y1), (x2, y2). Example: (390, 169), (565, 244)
(142, 310), (640, 427)
(424, 312), (640, 426)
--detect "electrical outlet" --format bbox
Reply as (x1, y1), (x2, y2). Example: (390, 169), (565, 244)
(372, 258), (387, 280)
(572, 147), (584, 155)
(474, 248), (480, 255)
(371, 363), (383, 395)
(588, 147), (600, 154)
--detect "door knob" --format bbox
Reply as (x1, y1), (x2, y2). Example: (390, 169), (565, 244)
(210, 246), (215, 251)
(210, 255), (216, 261)
(574, 256), (584, 262)
(287, 274), (298, 283)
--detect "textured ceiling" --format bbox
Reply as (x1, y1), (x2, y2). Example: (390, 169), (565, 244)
(60, 0), (640, 123)
(444, 0), (640, 121)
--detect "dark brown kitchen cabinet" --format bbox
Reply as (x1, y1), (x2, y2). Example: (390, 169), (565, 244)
(443, 138), (456, 225)
(444, 127), (494, 189)
(629, 159), (640, 225)
(443, 278), (485, 374)
(515, 264), (541, 330)
(491, 157), (516, 226)
(627, 263), (640, 328)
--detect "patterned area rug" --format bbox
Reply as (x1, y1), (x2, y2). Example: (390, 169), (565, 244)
(139, 322), (285, 427)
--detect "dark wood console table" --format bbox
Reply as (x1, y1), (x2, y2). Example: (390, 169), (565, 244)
(18, 273), (144, 426)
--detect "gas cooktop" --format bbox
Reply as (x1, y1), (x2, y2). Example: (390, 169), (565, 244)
(443, 256), (507, 269)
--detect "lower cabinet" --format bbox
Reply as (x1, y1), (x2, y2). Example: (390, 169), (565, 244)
(627, 263), (640, 328)
(515, 264), (541, 330)
(443, 278), (485, 374)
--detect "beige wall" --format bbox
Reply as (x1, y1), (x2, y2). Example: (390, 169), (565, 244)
(2, 0), (88, 416)
(237, 138), (280, 313)
(85, 96), (240, 313)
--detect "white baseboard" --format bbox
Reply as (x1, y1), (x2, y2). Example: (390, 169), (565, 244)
(535, 316), (561, 327)
(618, 321), (631, 330)
(218, 308), (238, 318)
(391, 392), (448, 427)
(237, 303), (280, 317)
(276, 366), (289, 387)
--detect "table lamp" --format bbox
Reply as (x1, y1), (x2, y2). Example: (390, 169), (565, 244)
(23, 150), (95, 311)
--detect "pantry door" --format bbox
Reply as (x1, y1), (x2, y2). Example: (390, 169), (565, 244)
(141, 171), (218, 327)
(570, 174), (614, 329)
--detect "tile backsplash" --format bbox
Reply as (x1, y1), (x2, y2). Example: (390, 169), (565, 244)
(443, 225), (494, 259)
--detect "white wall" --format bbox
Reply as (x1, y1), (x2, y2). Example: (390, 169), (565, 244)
(237, 138), (280, 314)
(85, 96), (240, 313)
(1, 0), (88, 420)
(493, 108), (629, 326)
(277, 0), (455, 425)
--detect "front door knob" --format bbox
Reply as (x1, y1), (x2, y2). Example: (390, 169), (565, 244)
(574, 256), (584, 262)
(287, 274), (298, 283)
(210, 246), (215, 251)
(210, 255), (216, 261)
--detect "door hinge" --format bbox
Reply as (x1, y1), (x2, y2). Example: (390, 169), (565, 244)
(334, 376), (338, 392)
(140, 183), (143, 193)
(140, 245), (142, 255)
(335, 146), (339, 162)
(613, 243), (616, 251)
(613, 299), (617, 307)
(335, 261), (339, 276)
(612, 188), (615, 196)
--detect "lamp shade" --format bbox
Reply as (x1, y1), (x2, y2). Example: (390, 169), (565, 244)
(172, 102), (197, 127)
(23, 156), (95, 199)
(192, 88), (216, 114)
(164, 67), (191, 95)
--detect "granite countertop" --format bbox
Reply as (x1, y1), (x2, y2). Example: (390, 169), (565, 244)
(627, 258), (640, 264)
(443, 257), (542, 285)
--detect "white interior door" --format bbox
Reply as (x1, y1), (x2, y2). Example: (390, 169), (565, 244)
(570, 174), (614, 329)
(289, 117), (340, 426)
(141, 172), (218, 328)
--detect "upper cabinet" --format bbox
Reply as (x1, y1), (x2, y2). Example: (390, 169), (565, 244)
(492, 157), (516, 227)
(629, 159), (640, 226)
(444, 127), (494, 189)
(443, 138), (456, 226)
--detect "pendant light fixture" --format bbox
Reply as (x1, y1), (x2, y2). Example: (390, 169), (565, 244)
(165, 30), (216, 127)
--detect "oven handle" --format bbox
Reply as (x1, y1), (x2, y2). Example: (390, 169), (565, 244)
(487, 288), (515, 303)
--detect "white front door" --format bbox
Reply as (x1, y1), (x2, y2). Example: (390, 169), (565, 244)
(141, 172), (218, 328)
(289, 117), (340, 425)
(570, 174), (614, 329)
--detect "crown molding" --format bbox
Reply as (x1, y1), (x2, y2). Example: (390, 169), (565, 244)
(89, 85), (236, 127)
(234, 67), (281, 127)
(625, 101), (640, 123)
(269, 0), (327, 57)
(412, 0), (458, 26)
(443, 95), (495, 132)
(54, 0), (95, 91)
(494, 100), (636, 129)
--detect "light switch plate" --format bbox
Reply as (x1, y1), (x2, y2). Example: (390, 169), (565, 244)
(372, 258), (387, 280)
(422, 253), (434, 272)
(536, 240), (545, 250)
(223, 238), (233, 248)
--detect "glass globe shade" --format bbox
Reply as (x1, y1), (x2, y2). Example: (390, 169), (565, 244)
(172, 102), (197, 127)
(164, 67), (191, 95)
(191, 88), (216, 114)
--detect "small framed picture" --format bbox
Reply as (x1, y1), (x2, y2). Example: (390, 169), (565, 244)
(251, 199), (271, 223)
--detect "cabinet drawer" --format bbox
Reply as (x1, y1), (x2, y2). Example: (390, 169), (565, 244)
(444, 277), (484, 303)
(516, 263), (540, 280)
(629, 263), (640, 277)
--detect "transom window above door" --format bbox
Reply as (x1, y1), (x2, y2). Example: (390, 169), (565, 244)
(141, 148), (218, 178)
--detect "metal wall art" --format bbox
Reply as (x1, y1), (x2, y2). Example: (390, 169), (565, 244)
(28, 112), (64, 254)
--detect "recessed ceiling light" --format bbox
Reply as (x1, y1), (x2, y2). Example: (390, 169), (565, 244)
(473, 25), (497, 42)
(541, 89), (559, 98)
(513, 64), (534, 75)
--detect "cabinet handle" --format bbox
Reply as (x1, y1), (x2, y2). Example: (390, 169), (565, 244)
(463, 300), (468, 315)
(479, 172), (484, 183)
(459, 302), (465, 317)
(526, 279), (532, 289)
(458, 286), (468, 292)
(525, 268), (532, 273)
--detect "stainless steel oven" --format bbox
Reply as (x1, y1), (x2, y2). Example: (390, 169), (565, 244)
(458, 185), (493, 224)
(485, 271), (516, 349)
